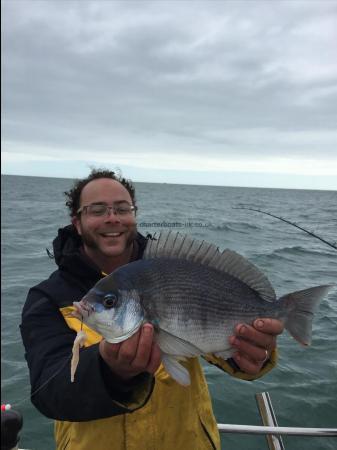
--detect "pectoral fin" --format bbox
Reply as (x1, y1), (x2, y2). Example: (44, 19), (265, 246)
(156, 328), (201, 357)
(162, 354), (191, 386)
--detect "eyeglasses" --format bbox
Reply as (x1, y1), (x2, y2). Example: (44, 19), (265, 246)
(77, 202), (137, 217)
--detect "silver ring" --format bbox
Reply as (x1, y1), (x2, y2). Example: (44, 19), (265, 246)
(262, 349), (268, 363)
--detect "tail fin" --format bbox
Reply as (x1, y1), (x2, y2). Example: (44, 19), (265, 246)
(281, 285), (335, 345)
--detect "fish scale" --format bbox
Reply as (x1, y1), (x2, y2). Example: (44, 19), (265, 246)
(74, 231), (335, 386)
(134, 259), (271, 350)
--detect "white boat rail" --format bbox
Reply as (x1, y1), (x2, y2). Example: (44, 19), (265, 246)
(217, 392), (337, 450)
(217, 424), (337, 436)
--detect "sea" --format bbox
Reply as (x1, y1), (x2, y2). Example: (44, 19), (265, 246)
(1, 174), (337, 450)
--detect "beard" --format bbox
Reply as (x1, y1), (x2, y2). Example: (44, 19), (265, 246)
(80, 220), (138, 256)
(80, 225), (138, 256)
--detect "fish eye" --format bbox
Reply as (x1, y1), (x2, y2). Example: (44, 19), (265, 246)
(103, 293), (117, 309)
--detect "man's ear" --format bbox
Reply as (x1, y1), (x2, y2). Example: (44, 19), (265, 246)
(72, 216), (82, 236)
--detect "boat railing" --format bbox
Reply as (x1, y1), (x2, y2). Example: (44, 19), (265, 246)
(2, 392), (336, 450)
(217, 392), (337, 450)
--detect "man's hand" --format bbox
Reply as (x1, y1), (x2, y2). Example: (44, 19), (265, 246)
(99, 324), (161, 381)
(229, 318), (284, 375)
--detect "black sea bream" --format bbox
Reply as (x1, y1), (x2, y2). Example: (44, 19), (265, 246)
(73, 232), (334, 385)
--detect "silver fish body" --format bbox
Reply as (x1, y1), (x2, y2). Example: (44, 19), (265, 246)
(74, 232), (334, 385)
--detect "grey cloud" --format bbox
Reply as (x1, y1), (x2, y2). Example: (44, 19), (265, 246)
(2, 0), (337, 163)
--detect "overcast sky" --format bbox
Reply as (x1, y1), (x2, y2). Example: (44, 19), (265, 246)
(2, 0), (337, 189)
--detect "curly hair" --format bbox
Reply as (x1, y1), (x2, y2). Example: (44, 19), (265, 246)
(64, 168), (136, 217)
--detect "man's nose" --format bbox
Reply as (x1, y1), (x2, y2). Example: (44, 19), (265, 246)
(104, 207), (120, 221)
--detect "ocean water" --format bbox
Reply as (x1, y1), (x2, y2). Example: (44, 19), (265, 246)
(1, 174), (337, 450)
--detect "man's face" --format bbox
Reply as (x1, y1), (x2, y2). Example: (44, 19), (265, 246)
(72, 178), (137, 265)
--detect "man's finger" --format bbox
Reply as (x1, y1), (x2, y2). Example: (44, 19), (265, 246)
(131, 324), (154, 370)
(117, 330), (142, 363)
(230, 335), (270, 363)
(147, 342), (162, 375)
(233, 324), (276, 350)
(253, 318), (284, 335)
(99, 339), (121, 361)
(232, 352), (264, 375)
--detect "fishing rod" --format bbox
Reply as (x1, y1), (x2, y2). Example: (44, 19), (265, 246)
(233, 207), (337, 250)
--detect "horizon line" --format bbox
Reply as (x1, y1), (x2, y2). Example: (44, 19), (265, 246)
(1, 172), (336, 192)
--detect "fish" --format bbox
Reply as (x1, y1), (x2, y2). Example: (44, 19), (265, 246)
(73, 231), (335, 386)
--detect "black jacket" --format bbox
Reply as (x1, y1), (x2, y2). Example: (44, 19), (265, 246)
(20, 225), (154, 422)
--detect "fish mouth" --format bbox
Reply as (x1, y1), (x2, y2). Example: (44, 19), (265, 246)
(101, 319), (144, 344)
(73, 299), (95, 318)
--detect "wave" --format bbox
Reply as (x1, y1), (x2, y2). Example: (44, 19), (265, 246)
(209, 221), (260, 233)
(252, 245), (335, 259)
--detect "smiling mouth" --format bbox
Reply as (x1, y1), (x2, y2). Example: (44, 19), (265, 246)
(101, 232), (124, 238)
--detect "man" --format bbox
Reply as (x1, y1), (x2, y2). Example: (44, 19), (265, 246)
(21, 168), (283, 450)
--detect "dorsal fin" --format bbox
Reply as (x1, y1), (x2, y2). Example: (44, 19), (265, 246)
(213, 249), (276, 302)
(143, 231), (276, 302)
